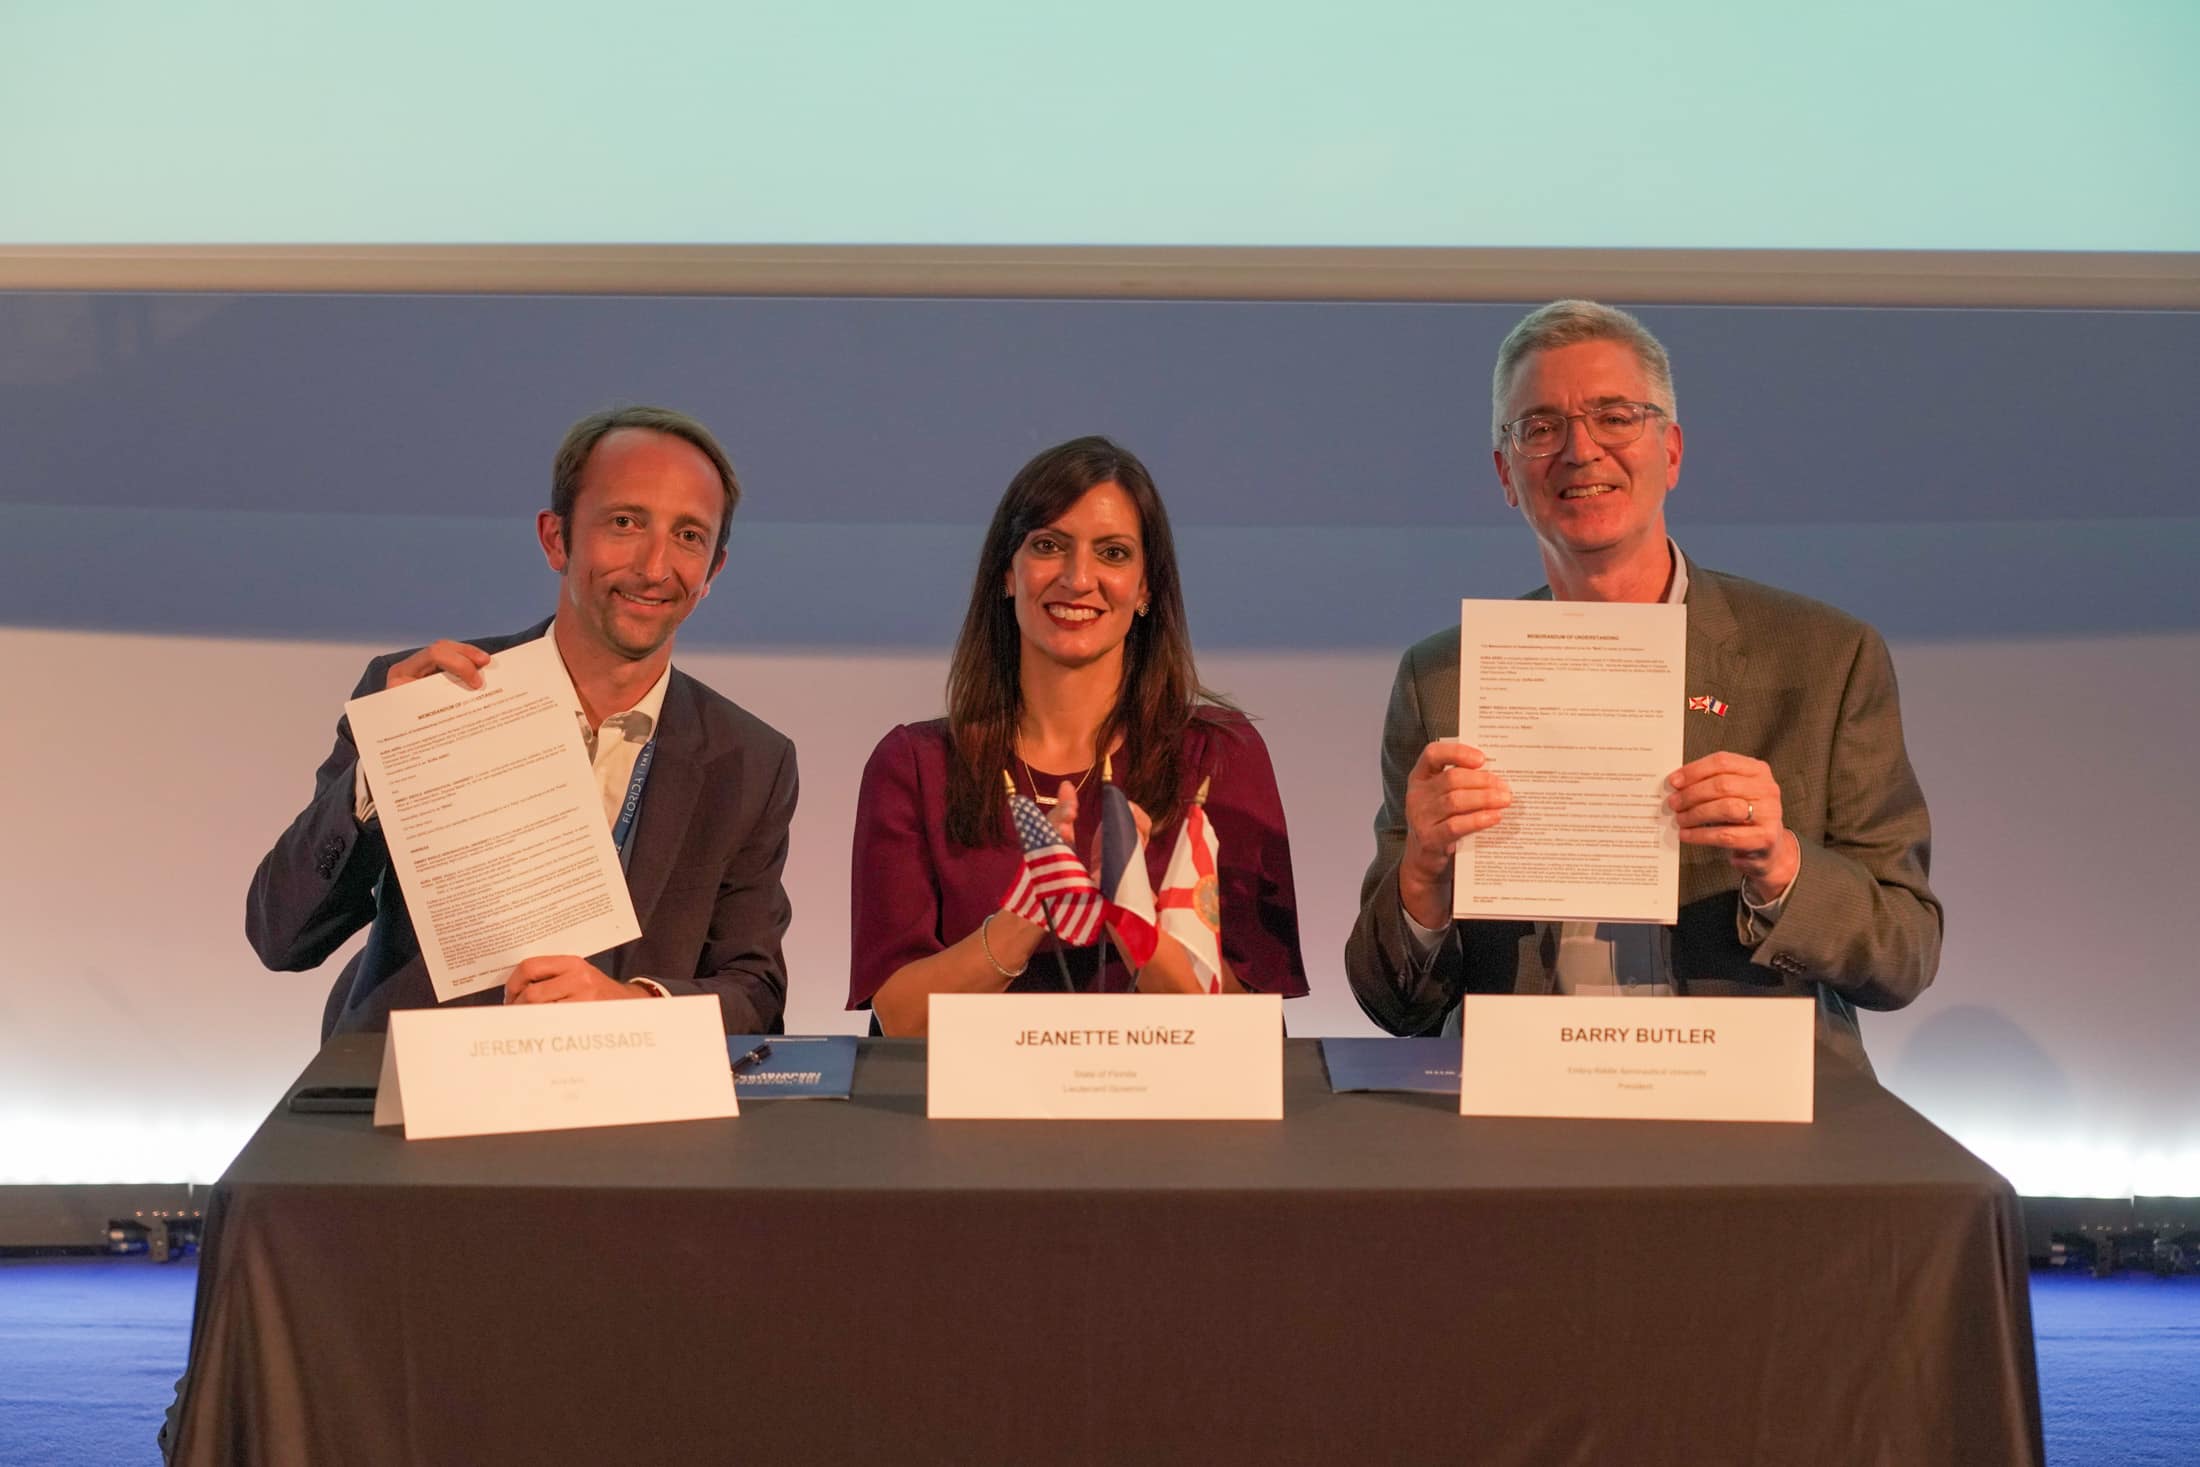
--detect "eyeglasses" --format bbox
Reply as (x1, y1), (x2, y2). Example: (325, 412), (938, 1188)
(1500, 402), (1668, 458)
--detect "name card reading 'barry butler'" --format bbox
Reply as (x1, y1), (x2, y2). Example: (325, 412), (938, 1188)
(1458, 995), (1814, 1123)
(375, 995), (737, 1139)
(927, 994), (1282, 1119)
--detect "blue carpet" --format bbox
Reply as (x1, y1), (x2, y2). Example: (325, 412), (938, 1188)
(2032, 1272), (2200, 1467)
(0, 1257), (198, 1467)
(1, 1258), (2194, 1465)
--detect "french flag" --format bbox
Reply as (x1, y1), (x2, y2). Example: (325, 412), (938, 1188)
(1098, 781), (1159, 968)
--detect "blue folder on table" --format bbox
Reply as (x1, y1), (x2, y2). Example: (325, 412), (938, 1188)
(1319, 1037), (1461, 1095)
(725, 1035), (858, 1099)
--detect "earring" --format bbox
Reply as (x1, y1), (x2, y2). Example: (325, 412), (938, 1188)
(1136, 601), (1150, 617)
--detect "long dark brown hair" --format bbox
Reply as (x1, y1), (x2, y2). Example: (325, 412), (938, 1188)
(943, 436), (1217, 847)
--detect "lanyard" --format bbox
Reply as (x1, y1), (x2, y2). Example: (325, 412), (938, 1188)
(610, 737), (658, 866)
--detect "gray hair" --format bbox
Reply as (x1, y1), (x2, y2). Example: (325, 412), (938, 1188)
(1490, 300), (1678, 446)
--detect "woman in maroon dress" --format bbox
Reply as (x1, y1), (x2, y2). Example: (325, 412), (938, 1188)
(848, 436), (1309, 1035)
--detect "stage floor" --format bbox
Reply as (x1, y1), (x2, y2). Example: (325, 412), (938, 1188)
(1, 1257), (2193, 1466)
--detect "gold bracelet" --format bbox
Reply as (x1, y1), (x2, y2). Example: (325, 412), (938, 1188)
(979, 910), (1030, 980)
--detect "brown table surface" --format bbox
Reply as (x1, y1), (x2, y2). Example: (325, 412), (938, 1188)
(171, 1035), (2042, 1467)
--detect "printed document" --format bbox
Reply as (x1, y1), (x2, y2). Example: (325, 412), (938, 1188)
(345, 635), (640, 1002)
(1453, 598), (1683, 923)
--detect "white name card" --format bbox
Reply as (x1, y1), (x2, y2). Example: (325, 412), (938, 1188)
(374, 995), (738, 1139)
(1458, 995), (1814, 1123)
(927, 993), (1282, 1120)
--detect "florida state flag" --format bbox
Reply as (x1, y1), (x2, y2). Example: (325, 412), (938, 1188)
(1155, 777), (1223, 993)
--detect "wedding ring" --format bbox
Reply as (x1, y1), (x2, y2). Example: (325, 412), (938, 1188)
(1744, 800), (1756, 824)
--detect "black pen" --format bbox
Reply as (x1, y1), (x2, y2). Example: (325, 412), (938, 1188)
(730, 1042), (772, 1073)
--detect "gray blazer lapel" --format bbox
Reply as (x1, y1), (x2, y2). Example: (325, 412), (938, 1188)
(1682, 564), (1746, 767)
(1425, 630), (1463, 742)
(1676, 566), (1749, 916)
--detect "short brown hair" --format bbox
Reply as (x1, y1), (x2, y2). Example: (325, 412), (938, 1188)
(550, 405), (741, 559)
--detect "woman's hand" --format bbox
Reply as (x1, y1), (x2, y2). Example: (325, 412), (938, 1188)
(1123, 797), (1151, 842)
(1044, 780), (1080, 846)
(1048, 782), (1154, 876)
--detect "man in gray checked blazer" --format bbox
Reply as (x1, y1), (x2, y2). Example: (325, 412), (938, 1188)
(1344, 301), (1939, 1069)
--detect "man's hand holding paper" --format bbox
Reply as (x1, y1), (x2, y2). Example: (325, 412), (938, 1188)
(1667, 752), (1799, 903)
(342, 634), (644, 1004)
(1398, 740), (1511, 931)
(505, 954), (647, 1004)
(1407, 739), (1803, 928)
(383, 639), (492, 693)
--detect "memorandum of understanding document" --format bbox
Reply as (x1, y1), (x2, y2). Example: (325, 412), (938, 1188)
(1453, 598), (1685, 924)
(344, 635), (641, 1002)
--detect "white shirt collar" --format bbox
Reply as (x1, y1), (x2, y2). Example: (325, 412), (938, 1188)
(540, 633), (673, 745)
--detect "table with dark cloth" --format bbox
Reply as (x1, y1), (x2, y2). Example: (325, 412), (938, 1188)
(170, 1037), (2042, 1466)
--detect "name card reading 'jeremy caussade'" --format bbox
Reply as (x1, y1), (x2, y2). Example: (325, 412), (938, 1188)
(927, 993), (1282, 1120)
(375, 995), (737, 1139)
(1457, 995), (1813, 1123)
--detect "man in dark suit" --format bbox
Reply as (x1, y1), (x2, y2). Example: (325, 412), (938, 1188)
(246, 405), (797, 1037)
(1344, 302), (1938, 1066)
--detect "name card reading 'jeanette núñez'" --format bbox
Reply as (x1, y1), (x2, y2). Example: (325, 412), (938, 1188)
(927, 994), (1282, 1120)
(375, 995), (737, 1139)
(1457, 995), (1814, 1123)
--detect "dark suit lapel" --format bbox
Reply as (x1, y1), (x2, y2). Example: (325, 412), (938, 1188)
(609, 669), (708, 977)
(1682, 561), (1745, 766)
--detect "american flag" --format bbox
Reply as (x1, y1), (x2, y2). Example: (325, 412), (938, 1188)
(1003, 790), (1105, 945)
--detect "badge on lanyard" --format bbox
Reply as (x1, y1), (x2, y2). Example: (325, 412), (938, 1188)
(611, 738), (657, 866)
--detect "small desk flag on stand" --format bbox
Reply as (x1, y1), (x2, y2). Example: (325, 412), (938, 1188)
(1098, 755), (1159, 968)
(1156, 775), (1223, 993)
(1001, 772), (1104, 946)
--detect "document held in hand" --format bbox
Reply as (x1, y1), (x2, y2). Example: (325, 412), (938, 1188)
(1453, 598), (1684, 924)
(345, 635), (641, 1002)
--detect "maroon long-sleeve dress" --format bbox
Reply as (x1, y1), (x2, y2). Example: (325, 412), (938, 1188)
(847, 709), (1309, 1007)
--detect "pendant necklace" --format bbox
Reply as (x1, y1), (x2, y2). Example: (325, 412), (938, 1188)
(1015, 754), (1095, 808)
